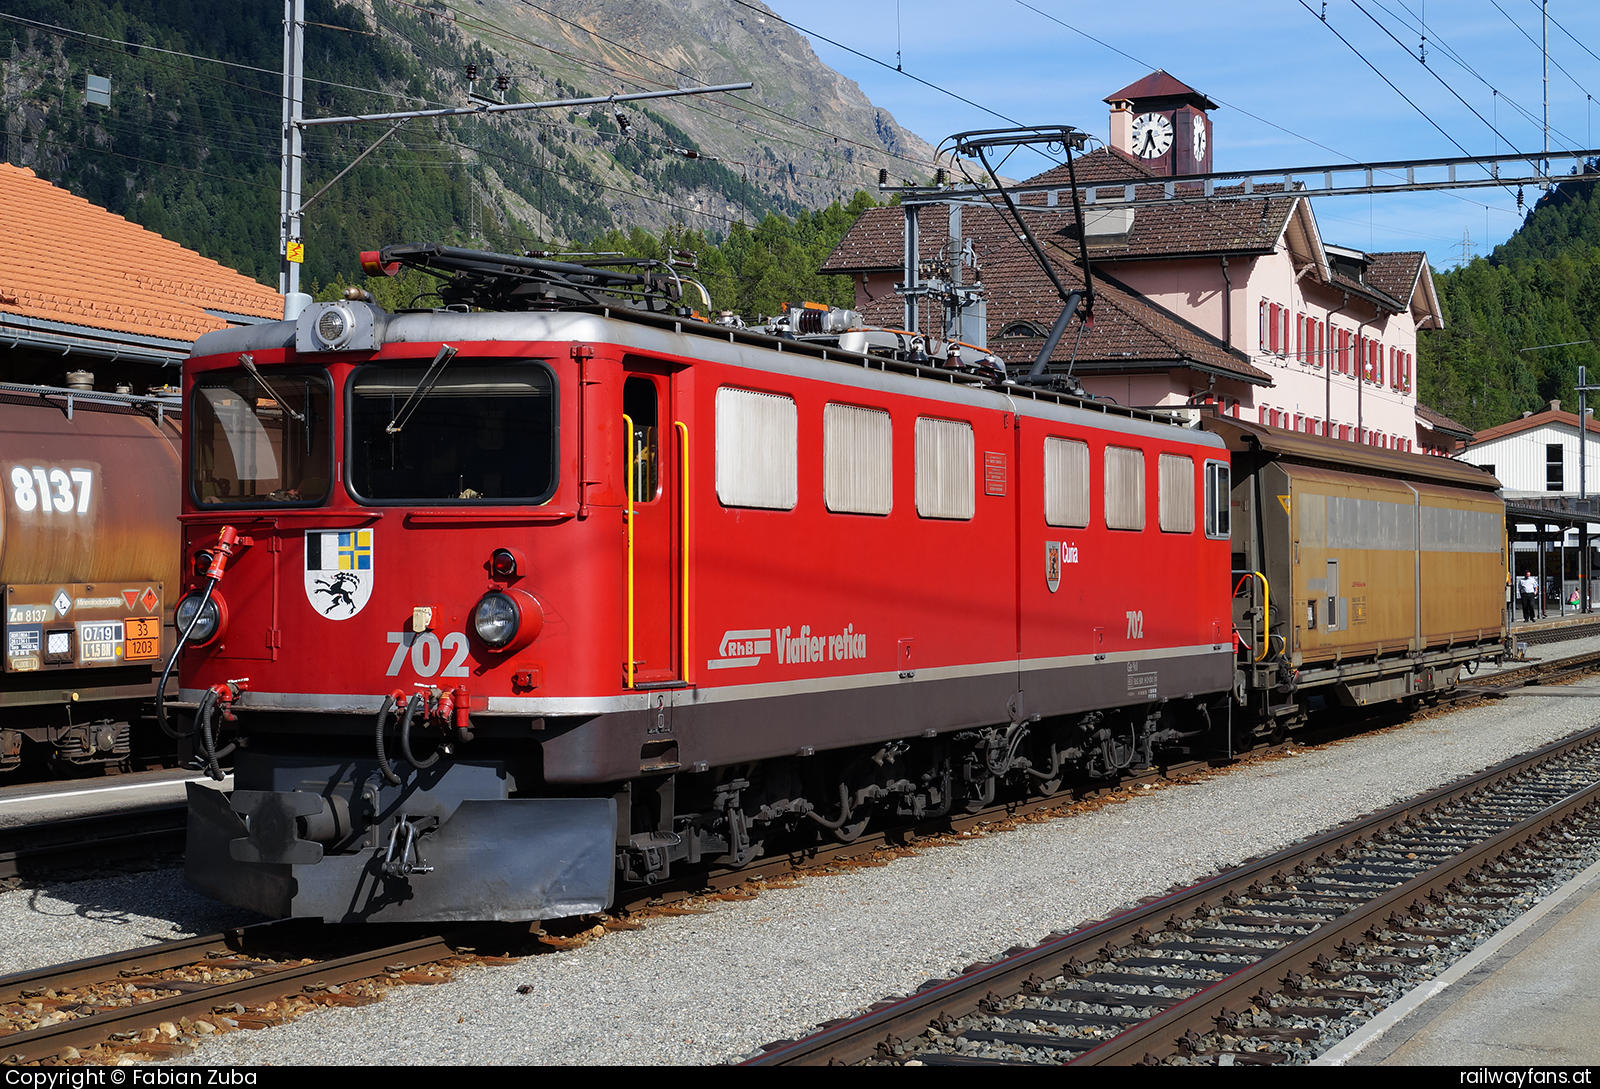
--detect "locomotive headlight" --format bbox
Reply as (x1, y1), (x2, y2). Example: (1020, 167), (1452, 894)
(471, 588), (544, 654)
(314, 305), (354, 350)
(473, 592), (519, 648)
(175, 591), (224, 647)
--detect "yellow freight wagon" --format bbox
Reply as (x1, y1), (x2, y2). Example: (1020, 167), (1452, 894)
(1206, 417), (1505, 737)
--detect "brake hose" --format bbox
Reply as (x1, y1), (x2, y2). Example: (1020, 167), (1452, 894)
(375, 695), (402, 786)
(155, 576), (217, 741)
(398, 694), (440, 770)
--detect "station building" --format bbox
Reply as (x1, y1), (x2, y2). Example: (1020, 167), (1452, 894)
(822, 72), (1462, 455)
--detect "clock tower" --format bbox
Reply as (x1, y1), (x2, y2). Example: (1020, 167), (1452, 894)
(1105, 71), (1216, 176)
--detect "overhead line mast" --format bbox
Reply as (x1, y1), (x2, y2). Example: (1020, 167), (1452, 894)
(275, 0), (751, 313)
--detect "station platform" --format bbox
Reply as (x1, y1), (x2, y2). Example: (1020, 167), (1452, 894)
(1507, 608), (1600, 643)
(1322, 855), (1600, 1066)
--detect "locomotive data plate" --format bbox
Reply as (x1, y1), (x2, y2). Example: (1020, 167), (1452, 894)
(123, 617), (161, 661)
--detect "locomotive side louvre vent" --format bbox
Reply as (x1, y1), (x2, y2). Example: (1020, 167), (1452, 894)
(915, 417), (975, 521)
(1104, 446), (1146, 531)
(1158, 453), (1195, 534)
(1043, 436), (1090, 528)
(823, 403), (893, 516)
(715, 387), (798, 510)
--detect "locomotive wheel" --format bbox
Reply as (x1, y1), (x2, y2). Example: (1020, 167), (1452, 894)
(1031, 772), (1064, 798)
(832, 814), (871, 843)
(963, 775), (997, 813)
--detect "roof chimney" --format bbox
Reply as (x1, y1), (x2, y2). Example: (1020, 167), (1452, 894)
(1550, 399), (1562, 413)
(1109, 99), (1133, 156)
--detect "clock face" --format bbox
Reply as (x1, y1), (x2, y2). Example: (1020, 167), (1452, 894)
(1130, 112), (1174, 158)
(1192, 121), (1208, 165)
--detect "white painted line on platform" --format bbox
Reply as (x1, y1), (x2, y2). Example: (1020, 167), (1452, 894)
(0, 774), (231, 806)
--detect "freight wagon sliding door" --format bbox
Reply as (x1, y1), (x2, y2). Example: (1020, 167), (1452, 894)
(623, 369), (682, 686)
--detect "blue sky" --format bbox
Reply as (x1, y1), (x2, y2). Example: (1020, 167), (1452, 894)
(767, 0), (1600, 270)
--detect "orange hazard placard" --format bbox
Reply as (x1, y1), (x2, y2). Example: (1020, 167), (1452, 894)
(124, 617), (161, 661)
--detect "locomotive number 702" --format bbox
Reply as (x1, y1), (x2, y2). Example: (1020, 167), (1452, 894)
(386, 631), (472, 677)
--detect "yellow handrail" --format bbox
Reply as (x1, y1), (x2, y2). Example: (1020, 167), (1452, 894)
(623, 412), (635, 689)
(675, 420), (689, 682)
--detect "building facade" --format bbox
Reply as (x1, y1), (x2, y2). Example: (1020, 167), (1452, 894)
(823, 72), (1454, 454)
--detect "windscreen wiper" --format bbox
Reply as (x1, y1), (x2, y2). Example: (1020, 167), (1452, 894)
(385, 344), (459, 434)
(237, 353), (305, 421)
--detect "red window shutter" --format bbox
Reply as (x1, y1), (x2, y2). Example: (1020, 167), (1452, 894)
(1259, 404), (1268, 424)
(1269, 303), (1280, 354)
(1296, 314), (1304, 361)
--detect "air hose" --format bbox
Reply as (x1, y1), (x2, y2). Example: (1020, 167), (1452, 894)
(398, 695), (440, 770)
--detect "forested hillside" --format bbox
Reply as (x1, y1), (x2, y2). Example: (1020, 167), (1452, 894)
(1, 0), (926, 293)
(1421, 167), (1600, 432)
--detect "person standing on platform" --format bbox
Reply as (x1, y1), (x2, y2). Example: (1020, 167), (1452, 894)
(1518, 571), (1539, 623)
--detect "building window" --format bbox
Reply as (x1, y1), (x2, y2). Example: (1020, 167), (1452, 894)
(1548, 443), (1565, 491)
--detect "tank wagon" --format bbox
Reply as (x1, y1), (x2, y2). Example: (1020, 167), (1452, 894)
(0, 387), (181, 771)
(173, 244), (1504, 923)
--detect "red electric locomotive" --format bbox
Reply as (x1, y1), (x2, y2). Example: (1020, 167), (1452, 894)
(176, 244), (1237, 922)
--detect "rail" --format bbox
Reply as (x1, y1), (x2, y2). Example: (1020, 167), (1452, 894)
(747, 723), (1600, 1066)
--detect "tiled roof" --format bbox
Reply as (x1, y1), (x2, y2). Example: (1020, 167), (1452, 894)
(822, 177), (1299, 274)
(1103, 71), (1218, 111)
(0, 164), (283, 342)
(818, 204), (904, 273)
(1416, 403), (1473, 439)
(1019, 147), (1155, 187)
(843, 205), (1268, 384)
(1470, 405), (1600, 445)
(1364, 251), (1425, 307)
(1043, 186), (1297, 261)
(1326, 270), (1406, 314)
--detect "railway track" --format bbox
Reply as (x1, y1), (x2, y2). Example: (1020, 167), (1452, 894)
(3, 645), (1594, 1065)
(0, 921), (531, 1064)
(4, 644), (1590, 893)
(744, 721), (1600, 1066)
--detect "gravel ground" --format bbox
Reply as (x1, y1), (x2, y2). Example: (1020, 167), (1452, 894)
(4, 654), (1600, 1066)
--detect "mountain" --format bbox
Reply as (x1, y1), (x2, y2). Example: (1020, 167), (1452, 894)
(1420, 167), (1600, 432)
(0, 0), (935, 288)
